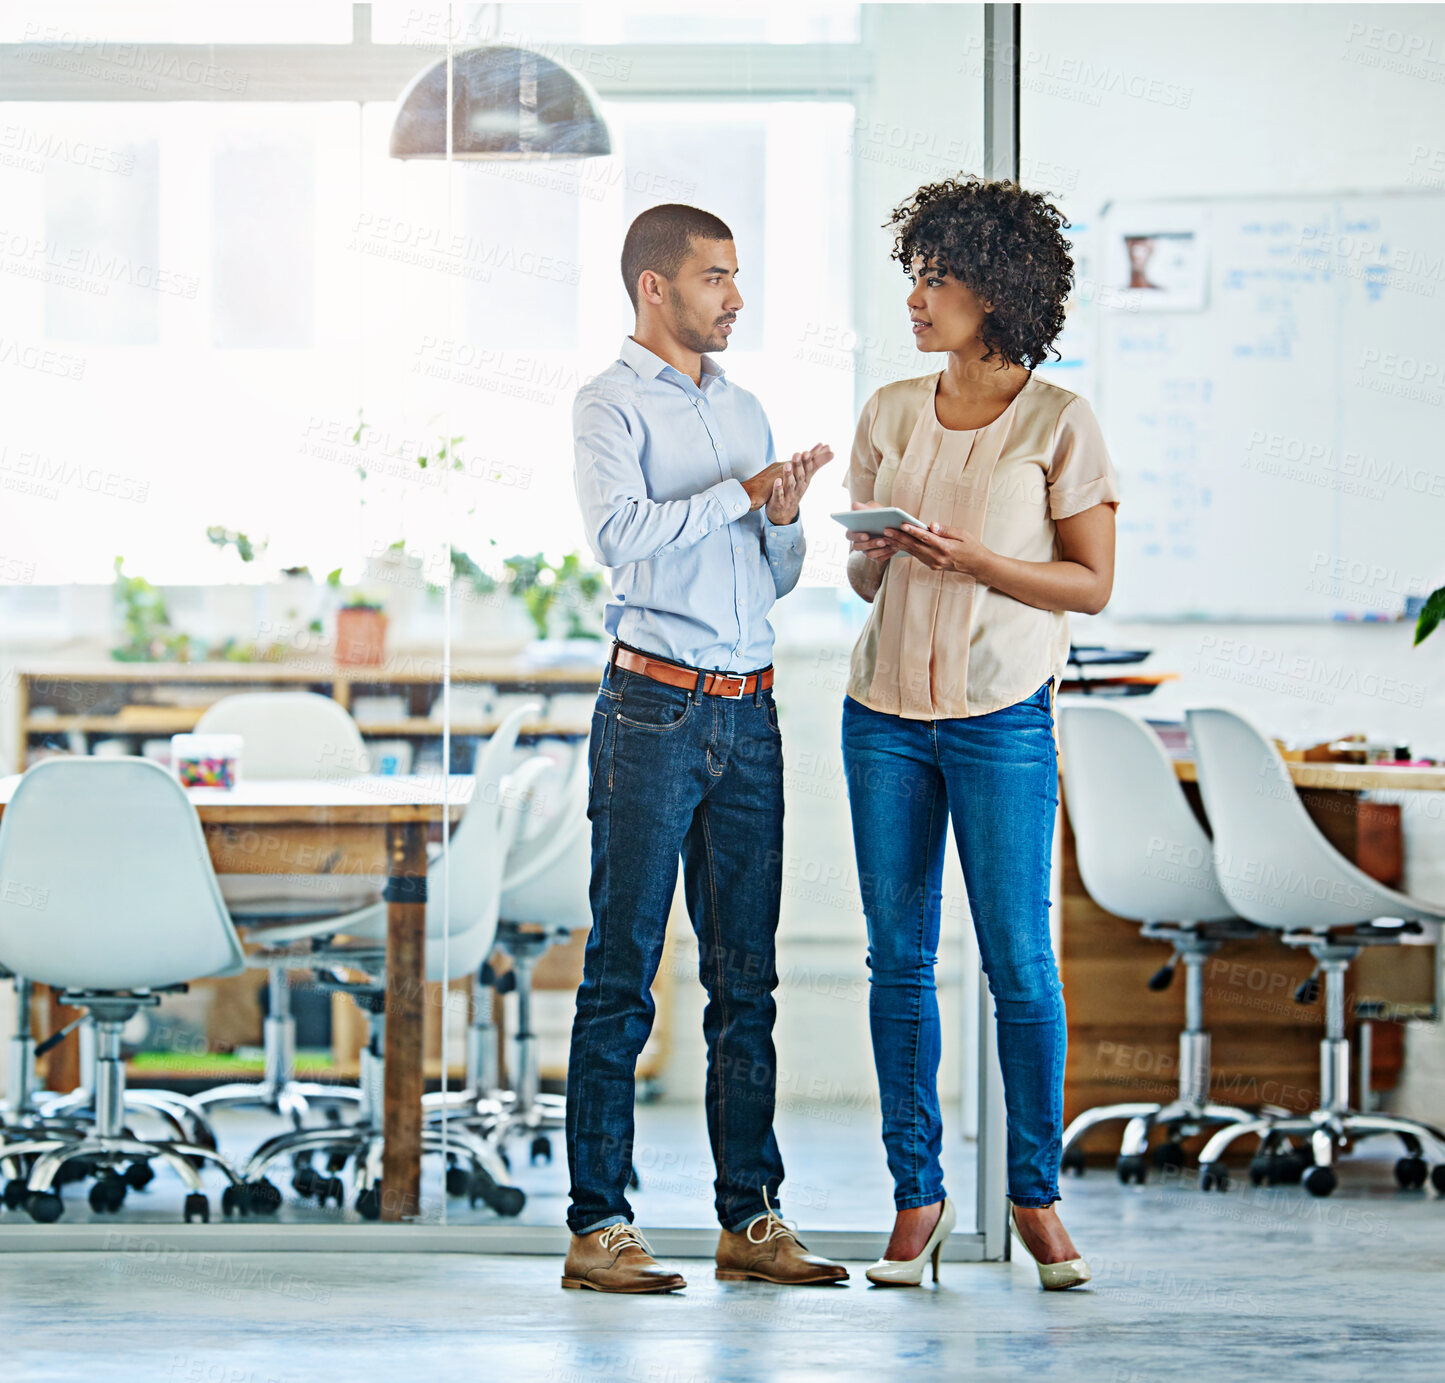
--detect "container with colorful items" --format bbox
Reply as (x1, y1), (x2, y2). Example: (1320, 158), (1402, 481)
(170, 733), (242, 789)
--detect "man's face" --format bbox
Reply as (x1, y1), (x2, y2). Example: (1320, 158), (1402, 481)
(660, 237), (743, 354)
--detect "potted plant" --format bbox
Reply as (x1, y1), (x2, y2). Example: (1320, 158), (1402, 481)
(333, 577), (388, 666)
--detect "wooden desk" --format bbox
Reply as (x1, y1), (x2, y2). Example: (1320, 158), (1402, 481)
(0, 774), (475, 1223)
(1061, 756), (1442, 1154)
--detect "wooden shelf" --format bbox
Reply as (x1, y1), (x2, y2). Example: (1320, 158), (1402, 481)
(355, 719), (589, 737)
(18, 659), (604, 761)
(28, 715), (589, 739)
(20, 659), (605, 685)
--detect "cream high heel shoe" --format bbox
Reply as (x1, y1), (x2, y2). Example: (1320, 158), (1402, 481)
(865, 1197), (957, 1286)
(1009, 1207), (1091, 1290)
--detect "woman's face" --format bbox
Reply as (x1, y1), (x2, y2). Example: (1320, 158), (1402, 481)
(905, 254), (992, 354)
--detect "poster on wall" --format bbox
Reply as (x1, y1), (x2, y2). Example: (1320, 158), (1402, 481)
(1103, 203), (1209, 311)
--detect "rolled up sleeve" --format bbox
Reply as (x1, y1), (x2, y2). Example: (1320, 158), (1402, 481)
(573, 391), (749, 567)
(1046, 396), (1122, 520)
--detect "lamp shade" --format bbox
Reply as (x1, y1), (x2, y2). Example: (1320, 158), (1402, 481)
(389, 45), (611, 160)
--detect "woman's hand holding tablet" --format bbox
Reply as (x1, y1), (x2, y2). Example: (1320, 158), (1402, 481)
(831, 505), (927, 536)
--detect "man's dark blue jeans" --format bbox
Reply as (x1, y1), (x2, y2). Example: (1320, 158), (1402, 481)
(565, 654), (787, 1235)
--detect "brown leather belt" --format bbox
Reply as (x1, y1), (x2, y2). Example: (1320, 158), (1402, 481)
(612, 645), (773, 699)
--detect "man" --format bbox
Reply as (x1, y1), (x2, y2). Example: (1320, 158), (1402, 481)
(562, 204), (843, 1293)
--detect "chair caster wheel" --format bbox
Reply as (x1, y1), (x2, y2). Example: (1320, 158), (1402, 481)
(627, 1163), (641, 1191)
(89, 1176), (127, 1214)
(356, 1185), (383, 1221)
(467, 1169), (525, 1217)
(1152, 1141), (1185, 1172)
(530, 1135), (552, 1166)
(324, 1106), (343, 1126)
(3, 1178), (30, 1210)
(292, 1164), (319, 1199)
(1199, 1164), (1229, 1193)
(1249, 1155), (1277, 1187)
(1275, 1149), (1309, 1185)
(26, 1191), (64, 1223)
(1116, 1155), (1146, 1186)
(221, 1185), (251, 1218)
(316, 1176), (346, 1209)
(1394, 1156), (1428, 1190)
(491, 1184), (525, 1217)
(246, 1179), (283, 1215)
(1060, 1146), (1086, 1177)
(183, 1193), (211, 1223)
(54, 1160), (90, 1188)
(445, 1166), (471, 1198)
(1433, 1164), (1445, 1195)
(1303, 1166), (1337, 1198)
(124, 1162), (155, 1191)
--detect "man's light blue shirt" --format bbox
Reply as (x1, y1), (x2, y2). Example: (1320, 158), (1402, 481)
(573, 336), (805, 673)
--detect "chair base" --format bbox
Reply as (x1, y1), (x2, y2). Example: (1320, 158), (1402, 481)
(1197, 1108), (1445, 1196)
(194, 1079), (364, 1128)
(1062, 1097), (1263, 1182)
(42, 1087), (218, 1148)
(239, 1121), (525, 1219)
(1196, 940), (1445, 1197)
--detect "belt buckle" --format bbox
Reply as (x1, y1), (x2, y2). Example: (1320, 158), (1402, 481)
(717, 673), (748, 699)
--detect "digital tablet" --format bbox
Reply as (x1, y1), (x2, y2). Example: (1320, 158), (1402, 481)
(830, 506), (927, 536)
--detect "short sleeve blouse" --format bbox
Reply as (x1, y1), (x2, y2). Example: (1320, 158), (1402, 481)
(846, 371), (1120, 720)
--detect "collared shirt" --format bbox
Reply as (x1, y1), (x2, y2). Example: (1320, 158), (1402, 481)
(847, 371), (1121, 719)
(573, 336), (805, 673)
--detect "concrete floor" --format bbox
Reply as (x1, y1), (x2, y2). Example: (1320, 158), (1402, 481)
(2, 1104), (1443, 1382)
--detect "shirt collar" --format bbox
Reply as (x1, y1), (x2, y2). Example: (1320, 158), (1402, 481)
(619, 336), (727, 389)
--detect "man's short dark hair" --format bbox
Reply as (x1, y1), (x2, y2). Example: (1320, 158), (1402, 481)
(620, 204), (734, 311)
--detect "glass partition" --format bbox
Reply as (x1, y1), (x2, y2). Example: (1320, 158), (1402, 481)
(0, 1), (1005, 1250)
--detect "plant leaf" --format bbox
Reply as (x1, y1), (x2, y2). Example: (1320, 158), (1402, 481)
(1415, 586), (1445, 646)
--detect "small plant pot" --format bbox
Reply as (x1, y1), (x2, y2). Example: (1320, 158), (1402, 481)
(336, 607), (387, 666)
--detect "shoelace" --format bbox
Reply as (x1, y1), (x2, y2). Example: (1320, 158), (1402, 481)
(745, 1188), (800, 1246)
(597, 1222), (653, 1256)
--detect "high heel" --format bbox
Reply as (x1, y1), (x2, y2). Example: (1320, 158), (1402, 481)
(865, 1197), (956, 1286)
(1009, 1207), (1091, 1290)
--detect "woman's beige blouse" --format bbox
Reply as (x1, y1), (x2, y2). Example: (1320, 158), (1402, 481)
(846, 371), (1120, 720)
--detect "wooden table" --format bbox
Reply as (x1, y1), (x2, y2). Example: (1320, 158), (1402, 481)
(0, 774), (475, 1223)
(1061, 754), (1444, 1152)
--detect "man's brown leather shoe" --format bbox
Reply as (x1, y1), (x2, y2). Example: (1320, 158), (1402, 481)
(561, 1223), (687, 1293)
(715, 1210), (849, 1285)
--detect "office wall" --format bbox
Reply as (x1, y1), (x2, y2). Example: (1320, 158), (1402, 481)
(1024, 2), (1445, 1121)
(1024, 1), (1445, 751)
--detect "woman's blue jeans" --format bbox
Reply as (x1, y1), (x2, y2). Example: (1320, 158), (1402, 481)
(841, 682), (1065, 1210)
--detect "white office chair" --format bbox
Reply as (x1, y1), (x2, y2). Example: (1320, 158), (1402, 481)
(190, 691), (381, 1124)
(0, 758), (250, 1222)
(1186, 706), (1445, 1197)
(1056, 702), (1268, 1183)
(428, 740), (592, 1170)
(238, 703), (549, 1218)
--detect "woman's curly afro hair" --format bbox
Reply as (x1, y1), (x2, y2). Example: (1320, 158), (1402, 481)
(886, 176), (1074, 370)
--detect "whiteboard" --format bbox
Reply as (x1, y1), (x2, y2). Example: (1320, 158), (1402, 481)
(1095, 193), (1445, 621)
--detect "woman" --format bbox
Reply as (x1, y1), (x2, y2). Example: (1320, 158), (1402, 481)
(843, 176), (1119, 1289)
